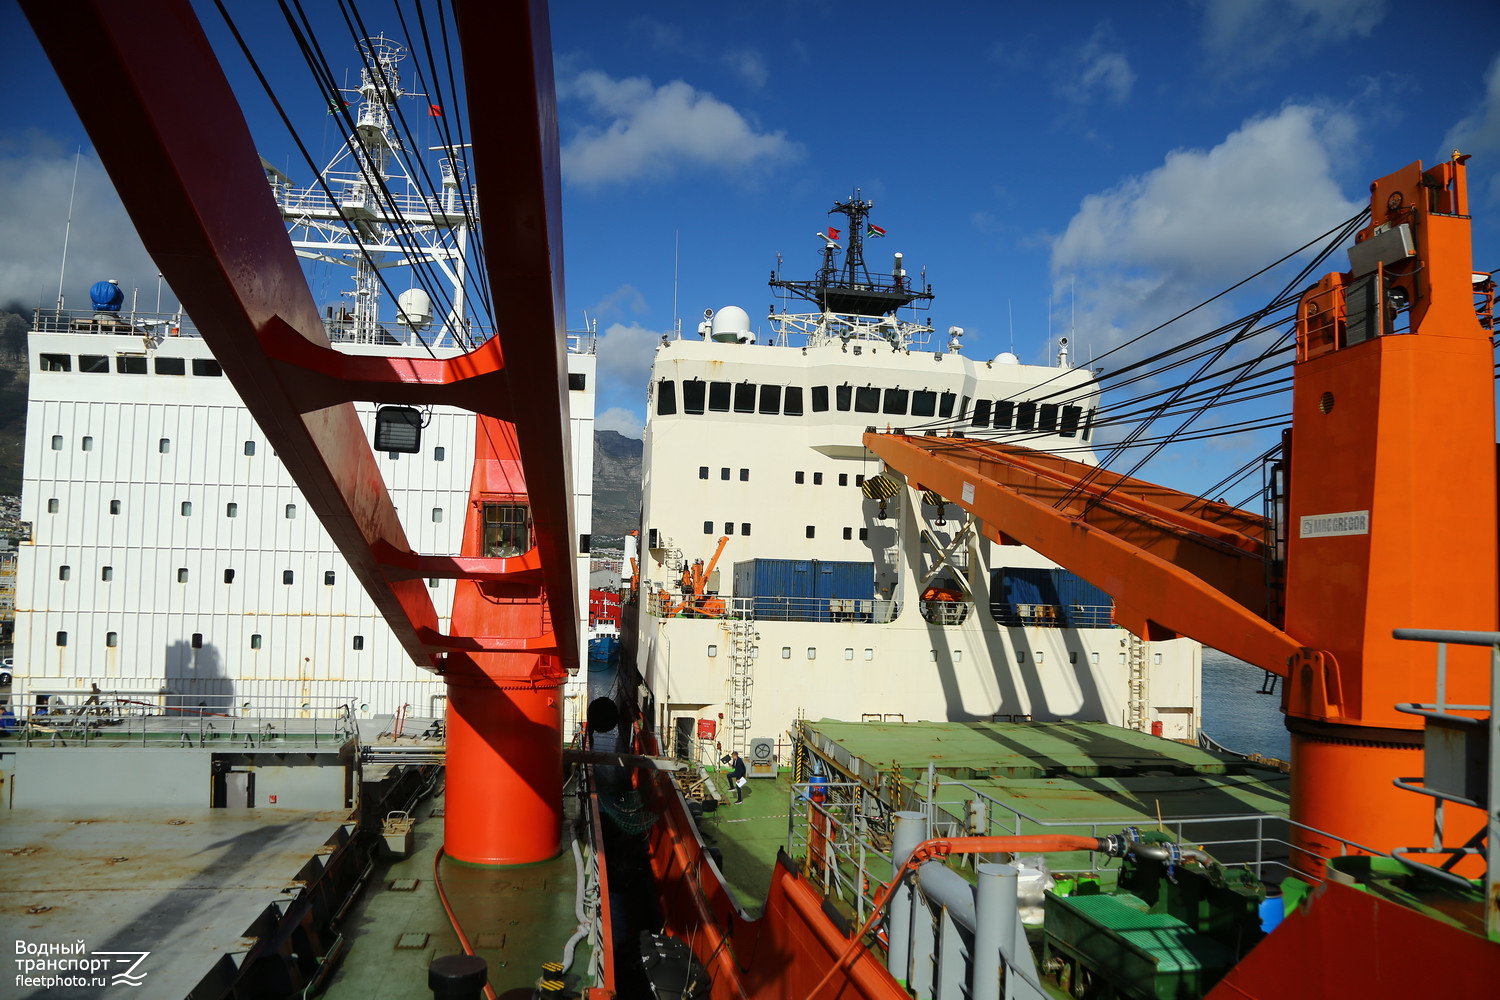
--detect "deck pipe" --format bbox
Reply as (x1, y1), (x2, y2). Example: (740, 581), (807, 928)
(974, 863), (1019, 1000)
(886, 811), (926, 986)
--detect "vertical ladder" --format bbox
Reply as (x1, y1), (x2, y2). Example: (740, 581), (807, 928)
(1125, 634), (1150, 731)
(725, 608), (758, 758)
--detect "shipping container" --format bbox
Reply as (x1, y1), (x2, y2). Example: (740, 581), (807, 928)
(991, 567), (1113, 627)
(733, 559), (875, 622)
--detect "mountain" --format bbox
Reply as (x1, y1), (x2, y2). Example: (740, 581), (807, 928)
(591, 429), (642, 547)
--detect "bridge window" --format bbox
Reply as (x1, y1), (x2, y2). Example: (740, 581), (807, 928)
(971, 399), (992, 427)
(115, 354), (147, 374)
(192, 359), (223, 377)
(708, 381), (731, 412)
(733, 382), (756, 413)
(758, 384), (781, 415)
(155, 357), (186, 375)
(569, 373), (587, 391)
(811, 386), (829, 412)
(683, 379), (706, 414)
(912, 391), (937, 417)
(1017, 401), (1037, 431)
(835, 384), (852, 411)
(656, 379), (677, 415)
(80, 355), (109, 373)
(1060, 405), (1082, 437)
(994, 400), (1014, 429)
(1039, 403), (1059, 432)
(784, 386), (804, 415)
(939, 391), (956, 417)
(482, 502), (533, 557)
(958, 396), (970, 419)
(40, 354), (71, 371)
(882, 388), (909, 414)
(855, 386), (880, 412)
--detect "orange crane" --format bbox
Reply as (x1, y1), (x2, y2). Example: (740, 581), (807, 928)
(865, 154), (1497, 879)
(658, 536), (731, 618)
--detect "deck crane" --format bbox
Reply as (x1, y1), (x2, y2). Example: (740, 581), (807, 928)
(865, 154), (1497, 882)
(659, 536), (731, 618)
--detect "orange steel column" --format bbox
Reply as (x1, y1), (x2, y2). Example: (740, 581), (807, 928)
(1284, 156), (1495, 871)
(444, 416), (568, 865)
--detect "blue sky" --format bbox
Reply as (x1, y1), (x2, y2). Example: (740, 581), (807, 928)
(3, 0), (1498, 502)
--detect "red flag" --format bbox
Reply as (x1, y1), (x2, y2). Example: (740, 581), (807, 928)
(428, 104), (443, 117)
(827, 227), (841, 240)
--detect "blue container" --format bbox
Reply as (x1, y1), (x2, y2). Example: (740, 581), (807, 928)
(812, 561), (875, 600)
(733, 559), (814, 621)
(994, 567), (1112, 627)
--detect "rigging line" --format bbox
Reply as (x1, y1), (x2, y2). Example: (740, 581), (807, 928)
(252, 0), (453, 359)
(316, 0), (479, 348)
(1072, 208), (1368, 510)
(1097, 372), (1295, 427)
(987, 211), (1371, 408)
(1198, 442), (1283, 503)
(912, 411), (1291, 462)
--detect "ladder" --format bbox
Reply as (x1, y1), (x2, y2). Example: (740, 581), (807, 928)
(1125, 634), (1150, 731)
(725, 606), (759, 758)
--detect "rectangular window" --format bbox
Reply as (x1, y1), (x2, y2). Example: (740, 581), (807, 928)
(708, 381), (731, 412)
(784, 386), (804, 415)
(939, 392), (957, 417)
(191, 633), (203, 649)
(569, 372), (587, 391)
(580, 533), (591, 553)
(699, 466), (709, 480)
(739, 468), (749, 482)
(839, 473), (849, 486)
(50, 435), (62, 450)
(101, 566), (113, 581)
(858, 527), (869, 540)
(813, 472), (823, 485)
(882, 388), (909, 414)
(854, 386), (880, 412)
(431, 507), (443, 522)
(806, 525), (815, 538)
(1016, 401), (1037, 430)
(724, 522), (735, 535)
(683, 379), (707, 414)
(243, 441), (255, 456)
(795, 471), (805, 484)
(115, 354), (147, 374)
(912, 390), (937, 416)
(250, 633), (263, 649)
(177, 568), (189, 583)
(758, 384), (781, 415)
(1060, 405), (1083, 437)
(428, 578), (440, 588)
(281, 570), (295, 584)
(323, 570), (336, 586)
(56, 631), (67, 647)
(842, 527), (852, 540)
(284, 504), (296, 519)
(40, 354), (71, 372)
(1038, 403), (1059, 432)
(1081, 409), (1094, 441)
(223, 569), (234, 584)
(47, 498), (59, 513)
(811, 386), (829, 412)
(192, 359), (223, 377)
(733, 382), (756, 413)
(835, 384), (852, 411)
(79, 355), (109, 373)
(994, 400), (1014, 429)
(225, 502), (238, 517)
(181, 501), (192, 516)
(58, 565), (70, 581)
(971, 399), (992, 427)
(106, 632), (118, 648)
(352, 635), (365, 650)
(721, 467), (730, 480)
(481, 502), (533, 557)
(656, 379), (677, 415)
(154, 357), (186, 375)
(703, 520), (713, 534)
(434, 446), (446, 461)
(81, 436), (93, 451)
(958, 396), (970, 419)
(741, 522), (750, 536)
(159, 438), (171, 454)
(110, 499), (120, 515)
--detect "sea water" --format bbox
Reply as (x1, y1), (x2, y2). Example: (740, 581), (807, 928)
(1201, 648), (1290, 760)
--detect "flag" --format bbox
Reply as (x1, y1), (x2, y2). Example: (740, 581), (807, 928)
(867, 223), (886, 238)
(827, 227), (841, 240)
(429, 104), (443, 117)
(327, 97), (350, 114)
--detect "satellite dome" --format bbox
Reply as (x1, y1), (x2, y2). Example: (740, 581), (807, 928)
(710, 305), (751, 343)
(994, 352), (1020, 365)
(396, 288), (433, 330)
(89, 279), (124, 313)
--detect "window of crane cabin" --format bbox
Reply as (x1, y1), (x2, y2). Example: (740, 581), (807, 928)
(482, 502), (532, 557)
(708, 381), (731, 412)
(656, 380), (677, 415)
(683, 379), (706, 414)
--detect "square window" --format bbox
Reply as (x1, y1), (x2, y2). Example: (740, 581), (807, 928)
(720, 467), (730, 480)
(807, 647), (816, 660)
(955, 649), (964, 662)
(101, 566), (113, 581)
(58, 565), (70, 581)
(283, 570), (295, 585)
(724, 523), (734, 535)
(244, 441), (256, 456)
(839, 473), (848, 486)
(177, 568), (189, 583)
(864, 649), (873, 660)
(428, 578), (440, 588)
(250, 634), (263, 649)
(741, 522), (750, 536)
(844, 648), (854, 660)
(56, 631), (68, 647)
(795, 471), (805, 484)
(569, 372), (587, 391)
(699, 466), (709, 480)
(805, 525), (815, 538)
(481, 502), (532, 557)
(707, 644), (718, 657)
(1069, 652), (1078, 664)
(856, 475), (865, 487)
(858, 528), (869, 541)
(40, 353), (71, 372)
(781, 647), (791, 659)
(855, 386), (880, 412)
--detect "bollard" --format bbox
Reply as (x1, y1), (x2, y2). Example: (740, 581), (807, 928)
(429, 954), (489, 1000)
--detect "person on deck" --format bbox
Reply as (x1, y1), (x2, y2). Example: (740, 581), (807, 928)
(728, 751), (746, 804)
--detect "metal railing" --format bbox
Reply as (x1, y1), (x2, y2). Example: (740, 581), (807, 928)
(8, 691), (357, 749)
(645, 589), (901, 624)
(989, 603), (1114, 628)
(32, 306), (200, 338)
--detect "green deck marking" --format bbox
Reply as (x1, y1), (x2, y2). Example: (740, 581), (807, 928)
(697, 770), (801, 918)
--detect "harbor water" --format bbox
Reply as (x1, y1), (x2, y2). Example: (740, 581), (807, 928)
(1200, 648), (1290, 760)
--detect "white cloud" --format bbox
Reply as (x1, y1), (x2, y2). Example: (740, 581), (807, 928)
(595, 406), (644, 438)
(590, 284), (648, 321)
(595, 321), (664, 397)
(0, 136), (157, 308)
(1443, 52), (1500, 158)
(1198, 0), (1388, 72)
(1056, 27), (1135, 105)
(559, 70), (800, 187)
(727, 49), (769, 88)
(1052, 104), (1362, 353)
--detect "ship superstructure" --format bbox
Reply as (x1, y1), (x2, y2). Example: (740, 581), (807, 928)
(633, 194), (1201, 756)
(12, 34), (599, 734)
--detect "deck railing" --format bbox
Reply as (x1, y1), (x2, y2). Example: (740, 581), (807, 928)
(9, 691), (357, 749)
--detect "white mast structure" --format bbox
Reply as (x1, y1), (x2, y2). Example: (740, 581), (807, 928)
(267, 34), (476, 347)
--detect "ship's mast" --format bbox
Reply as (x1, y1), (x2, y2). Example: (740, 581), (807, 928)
(268, 34), (478, 347)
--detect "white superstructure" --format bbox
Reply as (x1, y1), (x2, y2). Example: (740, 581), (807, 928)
(12, 32), (597, 734)
(635, 195), (1200, 756)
